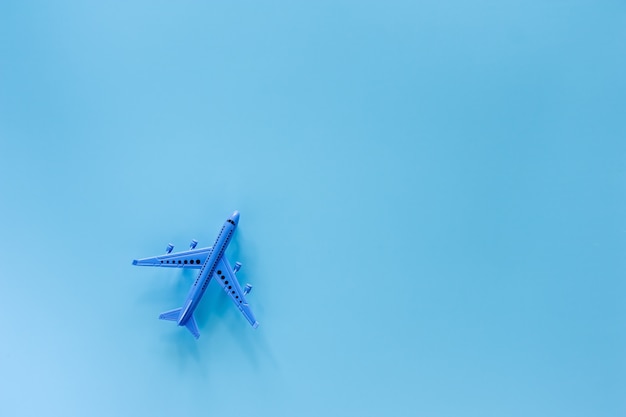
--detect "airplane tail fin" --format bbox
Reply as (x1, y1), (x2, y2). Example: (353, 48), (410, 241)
(158, 308), (200, 339)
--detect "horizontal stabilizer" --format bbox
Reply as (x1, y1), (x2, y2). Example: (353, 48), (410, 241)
(185, 315), (200, 339)
(159, 308), (182, 322)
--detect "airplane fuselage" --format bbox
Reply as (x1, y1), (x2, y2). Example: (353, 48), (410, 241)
(177, 212), (239, 326)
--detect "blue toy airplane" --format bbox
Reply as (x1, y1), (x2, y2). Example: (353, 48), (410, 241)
(132, 211), (258, 339)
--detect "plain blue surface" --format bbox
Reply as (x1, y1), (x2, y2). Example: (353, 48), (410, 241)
(1, 1), (625, 416)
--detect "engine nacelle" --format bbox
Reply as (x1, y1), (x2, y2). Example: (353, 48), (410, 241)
(189, 239), (198, 250)
(233, 262), (242, 273)
(166, 243), (174, 254)
(243, 284), (252, 295)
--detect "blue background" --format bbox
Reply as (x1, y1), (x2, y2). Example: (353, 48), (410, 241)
(0, 1), (624, 416)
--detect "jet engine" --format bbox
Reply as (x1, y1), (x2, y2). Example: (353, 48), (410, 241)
(189, 239), (198, 250)
(166, 244), (174, 254)
(243, 284), (252, 295)
(233, 262), (242, 273)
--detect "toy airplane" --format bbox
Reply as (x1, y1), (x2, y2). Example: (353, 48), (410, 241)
(132, 210), (258, 339)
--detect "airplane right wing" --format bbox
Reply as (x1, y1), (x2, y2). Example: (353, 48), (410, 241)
(213, 257), (259, 328)
(133, 247), (212, 269)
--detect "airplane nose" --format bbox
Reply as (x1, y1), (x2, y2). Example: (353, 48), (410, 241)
(230, 211), (240, 225)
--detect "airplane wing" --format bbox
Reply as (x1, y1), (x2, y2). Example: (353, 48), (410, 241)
(132, 247), (212, 269)
(214, 257), (259, 328)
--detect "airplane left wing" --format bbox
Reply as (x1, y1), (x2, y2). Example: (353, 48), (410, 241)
(133, 247), (212, 269)
(214, 257), (259, 328)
